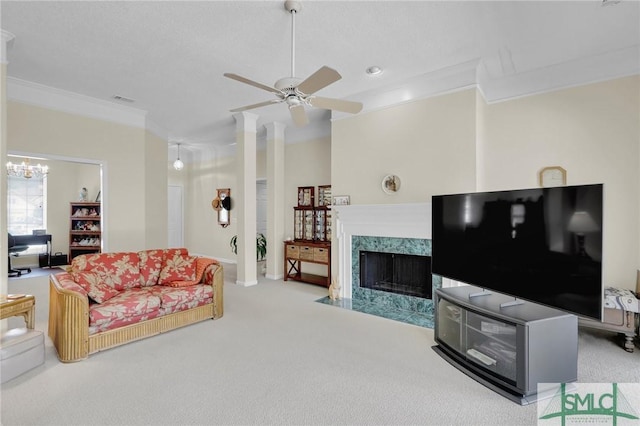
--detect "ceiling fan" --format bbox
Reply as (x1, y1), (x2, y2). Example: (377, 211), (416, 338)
(224, 0), (363, 127)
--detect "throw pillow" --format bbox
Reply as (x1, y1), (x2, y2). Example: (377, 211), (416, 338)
(158, 254), (197, 285)
(73, 271), (120, 303)
(166, 257), (218, 287)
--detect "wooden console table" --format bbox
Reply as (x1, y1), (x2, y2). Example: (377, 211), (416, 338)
(0, 294), (35, 329)
(283, 241), (331, 287)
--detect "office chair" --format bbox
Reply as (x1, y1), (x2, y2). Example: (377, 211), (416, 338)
(8, 233), (31, 277)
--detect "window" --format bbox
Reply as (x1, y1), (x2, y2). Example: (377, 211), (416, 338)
(7, 175), (47, 254)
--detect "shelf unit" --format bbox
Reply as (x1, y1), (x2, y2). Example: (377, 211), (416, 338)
(69, 202), (102, 259)
(283, 241), (331, 287)
(433, 285), (578, 405)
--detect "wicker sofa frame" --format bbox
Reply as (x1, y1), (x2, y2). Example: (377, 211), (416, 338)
(48, 264), (224, 363)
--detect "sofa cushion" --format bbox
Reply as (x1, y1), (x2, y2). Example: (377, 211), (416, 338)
(89, 311), (162, 335)
(73, 271), (120, 303)
(158, 254), (197, 285)
(147, 284), (214, 309)
(138, 249), (165, 286)
(137, 248), (190, 287)
(167, 257), (218, 287)
(71, 252), (141, 291)
(88, 288), (161, 327)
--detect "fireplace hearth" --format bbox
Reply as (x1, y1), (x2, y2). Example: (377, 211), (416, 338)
(360, 251), (432, 299)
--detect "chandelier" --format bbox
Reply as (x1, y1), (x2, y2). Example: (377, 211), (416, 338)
(6, 158), (49, 179)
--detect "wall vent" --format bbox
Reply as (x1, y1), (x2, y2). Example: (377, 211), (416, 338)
(111, 95), (135, 103)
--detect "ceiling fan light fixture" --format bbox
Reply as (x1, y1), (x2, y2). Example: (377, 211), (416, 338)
(285, 96), (303, 107)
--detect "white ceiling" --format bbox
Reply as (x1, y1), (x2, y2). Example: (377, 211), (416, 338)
(2, 0), (639, 151)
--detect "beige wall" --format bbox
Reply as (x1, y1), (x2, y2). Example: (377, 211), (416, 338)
(332, 76), (640, 291)
(332, 89), (478, 205)
(144, 130), (168, 249)
(185, 137), (331, 262)
(284, 138), (331, 240)
(481, 76), (640, 289)
(186, 149), (236, 261)
(7, 101), (166, 253)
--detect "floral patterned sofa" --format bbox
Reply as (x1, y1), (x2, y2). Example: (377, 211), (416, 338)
(48, 248), (223, 362)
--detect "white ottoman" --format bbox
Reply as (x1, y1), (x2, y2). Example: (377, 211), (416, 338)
(1, 327), (45, 383)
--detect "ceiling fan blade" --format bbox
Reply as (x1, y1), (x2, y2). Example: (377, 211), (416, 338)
(309, 96), (363, 114)
(224, 73), (282, 95)
(229, 99), (282, 113)
(289, 105), (309, 127)
(297, 66), (342, 95)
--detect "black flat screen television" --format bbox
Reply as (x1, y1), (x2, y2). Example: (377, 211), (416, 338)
(432, 184), (603, 320)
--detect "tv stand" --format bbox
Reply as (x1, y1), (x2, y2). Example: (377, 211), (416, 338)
(433, 286), (578, 405)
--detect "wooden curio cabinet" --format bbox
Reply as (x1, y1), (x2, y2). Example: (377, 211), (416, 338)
(294, 206), (331, 242)
(294, 207), (314, 241)
(314, 207), (331, 242)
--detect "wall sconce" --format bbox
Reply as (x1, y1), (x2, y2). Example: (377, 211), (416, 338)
(212, 188), (231, 228)
(173, 143), (184, 171)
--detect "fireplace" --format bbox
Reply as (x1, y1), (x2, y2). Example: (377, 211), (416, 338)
(360, 251), (432, 299)
(329, 203), (441, 328)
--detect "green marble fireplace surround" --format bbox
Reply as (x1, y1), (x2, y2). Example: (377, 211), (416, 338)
(350, 235), (440, 327)
(318, 203), (439, 327)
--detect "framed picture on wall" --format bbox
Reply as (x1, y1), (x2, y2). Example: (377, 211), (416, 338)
(332, 195), (350, 206)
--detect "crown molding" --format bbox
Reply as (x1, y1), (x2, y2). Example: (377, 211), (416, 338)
(7, 77), (147, 129)
(332, 45), (640, 121)
(478, 45), (640, 104)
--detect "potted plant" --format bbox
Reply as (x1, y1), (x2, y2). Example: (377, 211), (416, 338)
(230, 233), (267, 261)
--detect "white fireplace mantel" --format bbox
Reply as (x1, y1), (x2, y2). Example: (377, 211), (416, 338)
(333, 203), (432, 299)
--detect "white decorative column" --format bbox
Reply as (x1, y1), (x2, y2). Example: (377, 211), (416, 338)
(265, 121), (286, 280)
(1, 30), (14, 326)
(233, 112), (258, 286)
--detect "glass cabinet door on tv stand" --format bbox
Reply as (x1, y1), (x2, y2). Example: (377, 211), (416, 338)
(433, 286), (578, 405)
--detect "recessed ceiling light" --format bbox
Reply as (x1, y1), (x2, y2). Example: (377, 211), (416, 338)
(366, 66), (383, 76)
